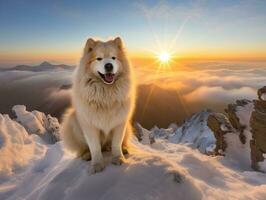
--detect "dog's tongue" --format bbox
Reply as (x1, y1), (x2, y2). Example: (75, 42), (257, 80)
(104, 73), (114, 83)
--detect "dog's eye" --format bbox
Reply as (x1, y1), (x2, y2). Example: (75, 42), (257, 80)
(112, 57), (116, 60)
(96, 57), (103, 61)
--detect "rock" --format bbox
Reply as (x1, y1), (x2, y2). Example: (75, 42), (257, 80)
(250, 86), (266, 172)
(134, 122), (155, 145)
(207, 113), (234, 155)
(150, 126), (175, 140)
(225, 99), (252, 145)
(134, 122), (144, 141)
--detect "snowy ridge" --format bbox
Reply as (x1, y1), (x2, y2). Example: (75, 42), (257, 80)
(136, 109), (216, 154)
(12, 105), (60, 144)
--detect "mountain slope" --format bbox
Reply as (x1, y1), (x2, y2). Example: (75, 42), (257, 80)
(1, 106), (266, 200)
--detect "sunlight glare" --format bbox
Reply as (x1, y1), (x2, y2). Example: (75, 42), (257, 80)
(158, 52), (171, 63)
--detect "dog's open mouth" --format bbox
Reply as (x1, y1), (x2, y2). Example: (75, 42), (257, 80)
(98, 72), (115, 84)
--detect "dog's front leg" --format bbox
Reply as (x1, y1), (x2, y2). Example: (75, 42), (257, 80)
(112, 122), (126, 165)
(81, 125), (104, 174)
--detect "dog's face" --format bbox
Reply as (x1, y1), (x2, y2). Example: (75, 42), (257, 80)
(83, 37), (125, 85)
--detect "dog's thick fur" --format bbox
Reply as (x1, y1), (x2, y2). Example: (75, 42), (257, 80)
(61, 37), (135, 173)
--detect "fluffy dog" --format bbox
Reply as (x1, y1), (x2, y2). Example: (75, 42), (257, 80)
(61, 37), (135, 173)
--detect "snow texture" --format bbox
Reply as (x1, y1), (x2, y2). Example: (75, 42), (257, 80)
(12, 105), (60, 144)
(1, 107), (266, 200)
(224, 102), (254, 170)
(0, 114), (45, 177)
(137, 109), (216, 155)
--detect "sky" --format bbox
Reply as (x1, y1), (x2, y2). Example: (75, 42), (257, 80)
(0, 0), (266, 66)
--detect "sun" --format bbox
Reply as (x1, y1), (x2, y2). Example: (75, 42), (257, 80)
(158, 51), (171, 63)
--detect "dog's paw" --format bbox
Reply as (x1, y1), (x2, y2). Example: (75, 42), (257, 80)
(89, 162), (105, 174)
(112, 155), (126, 165)
(81, 151), (91, 161)
(122, 146), (129, 155)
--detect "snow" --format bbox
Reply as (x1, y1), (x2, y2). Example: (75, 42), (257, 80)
(224, 132), (251, 170)
(235, 102), (254, 127)
(0, 114), (45, 177)
(137, 110), (216, 155)
(12, 105), (46, 135)
(258, 154), (266, 173)
(261, 93), (266, 101)
(12, 105), (60, 144)
(221, 124), (229, 131)
(1, 107), (266, 200)
(224, 102), (254, 170)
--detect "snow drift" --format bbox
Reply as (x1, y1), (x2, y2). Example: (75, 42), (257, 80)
(12, 105), (60, 144)
(0, 105), (60, 177)
(0, 114), (44, 177)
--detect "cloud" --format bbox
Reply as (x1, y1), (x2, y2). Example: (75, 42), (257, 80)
(137, 61), (266, 104)
(48, 89), (71, 101)
(184, 86), (257, 103)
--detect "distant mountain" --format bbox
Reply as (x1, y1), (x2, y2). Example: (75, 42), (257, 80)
(1, 61), (74, 72)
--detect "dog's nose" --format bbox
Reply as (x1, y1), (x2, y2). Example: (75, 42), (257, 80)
(104, 63), (113, 72)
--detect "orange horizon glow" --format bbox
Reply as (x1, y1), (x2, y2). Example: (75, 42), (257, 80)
(1, 49), (266, 67)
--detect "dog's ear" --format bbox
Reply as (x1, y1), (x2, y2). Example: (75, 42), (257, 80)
(85, 38), (96, 53)
(113, 37), (123, 50)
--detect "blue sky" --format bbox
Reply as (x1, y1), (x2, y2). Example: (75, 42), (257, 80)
(0, 0), (266, 65)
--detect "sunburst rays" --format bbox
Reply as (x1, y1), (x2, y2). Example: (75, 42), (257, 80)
(139, 12), (192, 121)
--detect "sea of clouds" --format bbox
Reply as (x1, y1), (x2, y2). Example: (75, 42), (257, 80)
(136, 61), (266, 105)
(0, 61), (265, 127)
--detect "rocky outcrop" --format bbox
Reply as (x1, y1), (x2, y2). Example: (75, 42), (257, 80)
(250, 86), (266, 172)
(208, 86), (266, 172)
(225, 99), (252, 145)
(207, 113), (233, 155)
(134, 122), (155, 145)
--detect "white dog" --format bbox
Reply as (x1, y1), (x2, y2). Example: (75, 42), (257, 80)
(61, 37), (135, 173)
